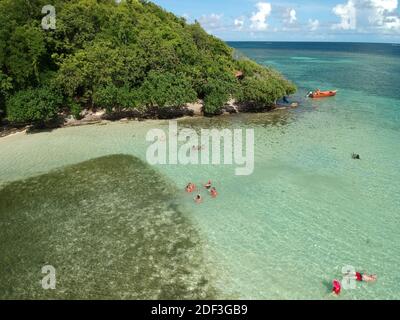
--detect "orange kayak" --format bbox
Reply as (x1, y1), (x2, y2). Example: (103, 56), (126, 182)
(308, 90), (337, 98)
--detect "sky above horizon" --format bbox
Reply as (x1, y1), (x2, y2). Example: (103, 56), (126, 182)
(151, 0), (400, 43)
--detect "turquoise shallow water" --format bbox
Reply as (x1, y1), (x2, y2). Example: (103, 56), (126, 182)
(1, 42), (400, 299)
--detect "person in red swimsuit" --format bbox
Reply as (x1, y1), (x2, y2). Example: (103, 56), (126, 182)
(332, 280), (342, 295)
(333, 272), (377, 296)
(355, 272), (377, 282)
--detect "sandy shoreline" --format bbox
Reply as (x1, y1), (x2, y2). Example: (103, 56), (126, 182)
(0, 100), (299, 139)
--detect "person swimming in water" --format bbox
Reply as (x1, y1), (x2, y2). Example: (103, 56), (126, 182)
(186, 183), (196, 193)
(283, 96), (289, 104)
(333, 272), (377, 296)
(332, 279), (342, 295)
(351, 271), (377, 283)
(210, 187), (218, 198)
(194, 194), (202, 204)
(352, 153), (361, 160)
(204, 180), (212, 190)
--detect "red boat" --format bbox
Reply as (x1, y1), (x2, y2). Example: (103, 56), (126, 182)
(308, 90), (337, 98)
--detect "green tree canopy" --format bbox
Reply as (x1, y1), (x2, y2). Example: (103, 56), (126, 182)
(6, 86), (63, 124)
(0, 0), (296, 123)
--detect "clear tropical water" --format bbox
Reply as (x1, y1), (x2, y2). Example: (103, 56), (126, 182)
(1, 42), (399, 299)
(0, 155), (218, 299)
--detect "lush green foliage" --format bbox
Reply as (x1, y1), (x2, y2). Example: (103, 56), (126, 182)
(140, 71), (197, 108)
(6, 87), (63, 123)
(234, 59), (297, 107)
(203, 79), (232, 114)
(0, 94), (5, 122)
(0, 0), (296, 123)
(67, 98), (83, 120)
(0, 71), (11, 121)
(93, 84), (139, 112)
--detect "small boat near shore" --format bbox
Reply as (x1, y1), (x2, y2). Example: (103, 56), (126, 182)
(307, 90), (337, 99)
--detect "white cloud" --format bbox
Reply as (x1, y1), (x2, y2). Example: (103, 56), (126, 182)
(250, 2), (272, 31)
(282, 8), (297, 26)
(332, 0), (357, 30)
(191, 0), (399, 38)
(234, 17), (245, 30)
(279, 8), (300, 31)
(308, 19), (320, 31)
(198, 13), (224, 30)
(367, 0), (400, 30)
(331, 0), (400, 32)
(369, 0), (397, 13)
(384, 15), (400, 30)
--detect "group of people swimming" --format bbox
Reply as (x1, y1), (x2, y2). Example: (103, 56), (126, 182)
(185, 180), (218, 203)
(332, 271), (377, 296)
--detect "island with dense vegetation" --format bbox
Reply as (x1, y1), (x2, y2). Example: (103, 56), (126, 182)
(0, 0), (296, 131)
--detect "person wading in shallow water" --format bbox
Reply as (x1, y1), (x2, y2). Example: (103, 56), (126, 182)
(210, 187), (218, 198)
(283, 96), (290, 104)
(194, 194), (202, 204)
(185, 183), (196, 193)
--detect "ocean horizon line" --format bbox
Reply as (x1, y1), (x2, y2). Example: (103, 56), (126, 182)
(226, 40), (400, 45)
